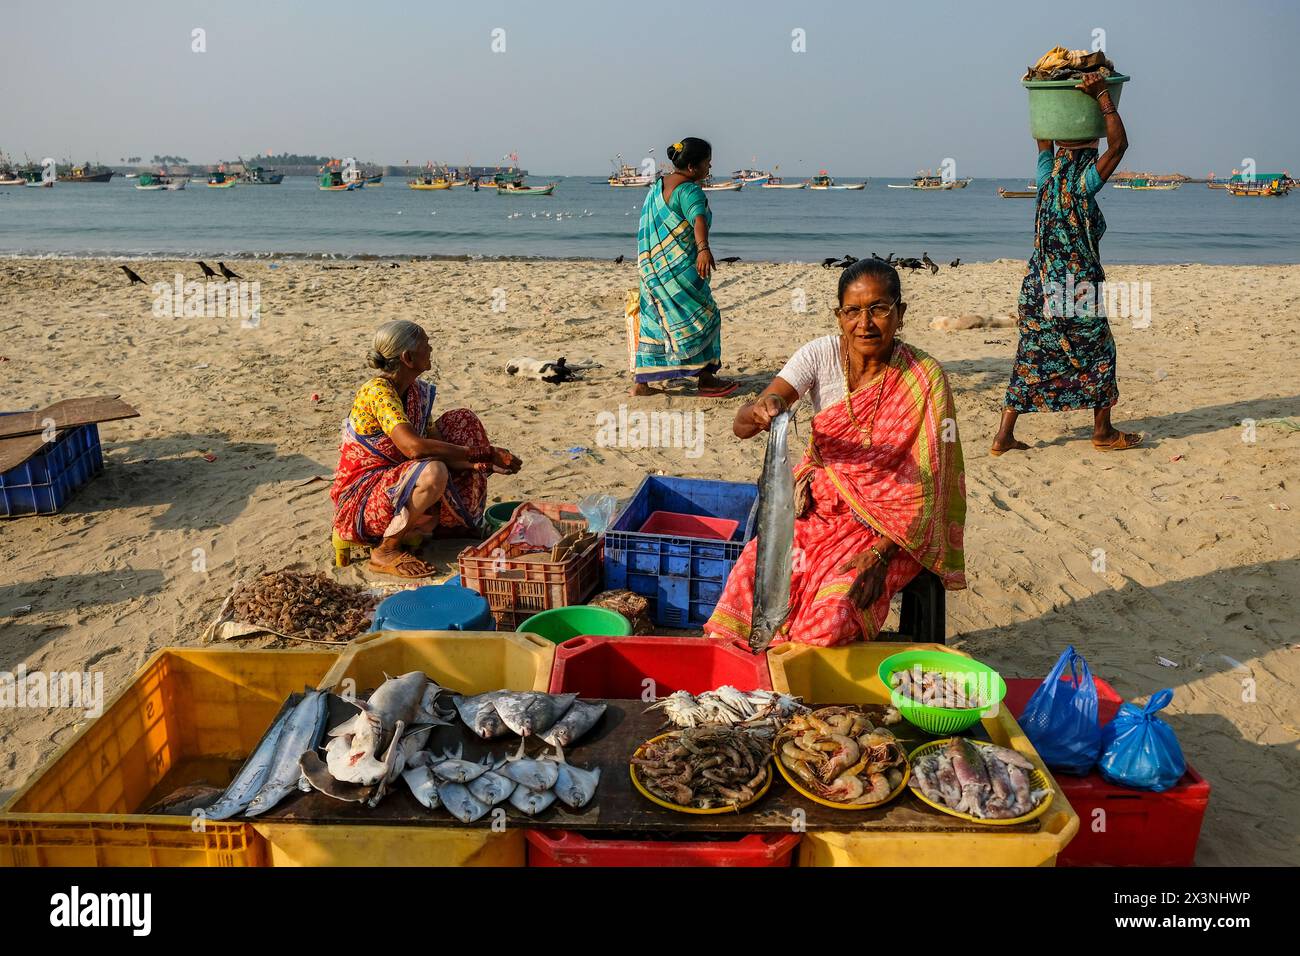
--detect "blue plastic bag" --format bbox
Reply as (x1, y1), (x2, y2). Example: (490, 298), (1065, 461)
(1098, 689), (1186, 792)
(1019, 645), (1102, 774)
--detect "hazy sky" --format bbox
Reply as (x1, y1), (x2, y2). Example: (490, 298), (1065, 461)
(3, 0), (1296, 176)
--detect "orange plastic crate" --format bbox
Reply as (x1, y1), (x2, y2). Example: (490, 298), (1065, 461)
(458, 502), (601, 628)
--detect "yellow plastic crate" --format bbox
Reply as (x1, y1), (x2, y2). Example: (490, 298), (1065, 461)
(0, 647), (340, 867)
(766, 641), (1079, 867)
(247, 630), (554, 867)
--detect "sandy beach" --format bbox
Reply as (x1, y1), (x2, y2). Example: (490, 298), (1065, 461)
(0, 256), (1296, 865)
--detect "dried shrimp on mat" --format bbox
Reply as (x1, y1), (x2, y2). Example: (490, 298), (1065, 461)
(775, 706), (909, 809)
(630, 726), (774, 813)
(227, 570), (379, 643)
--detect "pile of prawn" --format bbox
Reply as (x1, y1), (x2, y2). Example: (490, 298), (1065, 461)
(776, 706), (908, 806)
(632, 726), (773, 810)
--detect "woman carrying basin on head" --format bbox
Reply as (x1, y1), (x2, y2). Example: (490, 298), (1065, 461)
(331, 320), (522, 578)
(992, 71), (1142, 456)
(704, 259), (966, 647)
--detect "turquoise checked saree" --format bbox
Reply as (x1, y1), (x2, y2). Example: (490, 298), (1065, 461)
(630, 180), (723, 383)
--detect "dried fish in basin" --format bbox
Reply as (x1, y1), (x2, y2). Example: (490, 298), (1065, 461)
(229, 569), (379, 642)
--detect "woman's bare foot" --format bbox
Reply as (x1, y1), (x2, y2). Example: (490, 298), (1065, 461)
(990, 434), (1030, 456)
(630, 382), (660, 396)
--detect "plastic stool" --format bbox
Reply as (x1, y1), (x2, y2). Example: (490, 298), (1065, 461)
(370, 585), (494, 631)
(898, 570), (946, 644)
(332, 530), (365, 568)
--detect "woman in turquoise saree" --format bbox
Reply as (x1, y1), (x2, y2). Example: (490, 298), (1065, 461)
(629, 137), (738, 397)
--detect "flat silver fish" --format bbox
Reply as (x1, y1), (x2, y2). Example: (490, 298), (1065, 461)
(401, 756), (441, 810)
(431, 743), (490, 783)
(508, 784), (557, 816)
(245, 690), (329, 818)
(438, 780), (491, 823)
(552, 746), (600, 810)
(492, 691), (577, 737)
(467, 763), (517, 806)
(204, 701), (293, 820)
(452, 692), (510, 739)
(538, 699), (607, 747)
(498, 737), (560, 791)
(748, 410), (794, 653)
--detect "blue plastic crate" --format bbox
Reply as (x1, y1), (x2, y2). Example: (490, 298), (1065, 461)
(0, 416), (104, 517)
(604, 475), (759, 628)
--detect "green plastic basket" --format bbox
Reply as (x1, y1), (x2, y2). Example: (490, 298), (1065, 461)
(484, 500), (524, 533)
(877, 649), (1007, 735)
(516, 606), (632, 644)
(1022, 73), (1129, 141)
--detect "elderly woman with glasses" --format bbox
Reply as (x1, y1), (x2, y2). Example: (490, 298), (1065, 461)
(704, 258), (967, 647)
(331, 320), (522, 578)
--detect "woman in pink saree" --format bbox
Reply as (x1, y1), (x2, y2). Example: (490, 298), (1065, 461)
(705, 259), (966, 646)
(331, 321), (522, 578)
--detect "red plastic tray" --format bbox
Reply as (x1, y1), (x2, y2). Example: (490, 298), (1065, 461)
(548, 635), (771, 697)
(526, 829), (799, 867)
(637, 510), (738, 541)
(1005, 676), (1210, 867)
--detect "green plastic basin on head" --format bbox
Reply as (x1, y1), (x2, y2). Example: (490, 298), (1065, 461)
(516, 606), (632, 644)
(877, 649), (1007, 735)
(1022, 73), (1129, 142)
(484, 500), (524, 533)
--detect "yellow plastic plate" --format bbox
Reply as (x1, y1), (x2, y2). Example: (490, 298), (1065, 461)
(906, 738), (1054, 826)
(773, 734), (910, 811)
(629, 732), (773, 815)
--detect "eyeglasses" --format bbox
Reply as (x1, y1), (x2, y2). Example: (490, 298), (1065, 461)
(834, 299), (897, 322)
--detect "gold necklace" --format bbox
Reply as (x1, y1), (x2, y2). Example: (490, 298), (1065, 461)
(840, 336), (890, 446)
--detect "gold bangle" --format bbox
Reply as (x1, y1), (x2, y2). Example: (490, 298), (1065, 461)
(868, 545), (885, 564)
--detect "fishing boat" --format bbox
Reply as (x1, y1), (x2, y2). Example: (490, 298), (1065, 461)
(61, 162), (115, 183)
(0, 156), (23, 186)
(136, 172), (188, 191)
(731, 166), (770, 186)
(1224, 173), (1291, 197)
(408, 175), (451, 190)
(608, 153), (655, 187)
(761, 176), (806, 189)
(319, 169), (362, 191)
(807, 172), (863, 190)
(701, 178), (743, 192)
(238, 159), (283, 185)
(207, 169), (238, 188)
(998, 185), (1037, 198)
(22, 159), (57, 187)
(888, 173), (959, 190)
(496, 180), (557, 195)
(365, 173), (384, 186)
(1112, 178), (1181, 190)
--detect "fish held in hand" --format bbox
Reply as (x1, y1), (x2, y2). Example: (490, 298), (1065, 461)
(748, 410), (795, 653)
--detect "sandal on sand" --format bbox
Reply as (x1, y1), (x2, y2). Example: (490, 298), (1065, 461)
(1092, 431), (1144, 451)
(698, 381), (740, 398)
(367, 551), (438, 579)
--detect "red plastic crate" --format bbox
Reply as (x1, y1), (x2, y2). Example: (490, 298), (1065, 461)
(458, 501), (601, 629)
(637, 510), (738, 541)
(548, 635), (771, 697)
(1005, 676), (1210, 867)
(526, 830), (799, 867)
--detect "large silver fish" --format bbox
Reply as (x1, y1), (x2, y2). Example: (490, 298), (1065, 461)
(552, 745), (600, 810)
(492, 692), (577, 737)
(467, 762), (517, 806)
(204, 701), (294, 820)
(438, 781), (491, 823)
(245, 690), (328, 817)
(508, 784), (557, 816)
(430, 744), (490, 783)
(452, 692), (510, 739)
(498, 738), (560, 792)
(401, 754), (441, 811)
(748, 410), (795, 653)
(538, 699), (606, 748)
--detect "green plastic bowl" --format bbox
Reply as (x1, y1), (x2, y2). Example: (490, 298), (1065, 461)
(484, 500), (524, 534)
(877, 649), (1007, 735)
(516, 606), (632, 644)
(1022, 73), (1129, 142)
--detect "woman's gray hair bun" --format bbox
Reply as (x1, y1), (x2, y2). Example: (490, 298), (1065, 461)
(369, 320), (425, 374)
